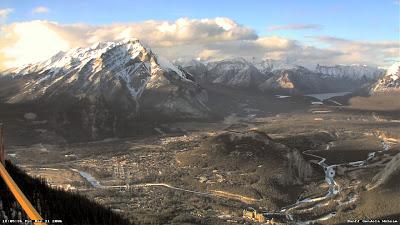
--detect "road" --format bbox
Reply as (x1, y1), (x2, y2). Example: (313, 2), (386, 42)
(73, 169), (261, 204)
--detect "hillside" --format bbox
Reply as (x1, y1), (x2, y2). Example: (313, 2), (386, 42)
(0, 161), (132, 225)
(176, 130), (314, 209)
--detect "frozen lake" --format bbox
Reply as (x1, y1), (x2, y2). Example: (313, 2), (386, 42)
(71, 169), (103, 188)
(305, 92), (351, 101)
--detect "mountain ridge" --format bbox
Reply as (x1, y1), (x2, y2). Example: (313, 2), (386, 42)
(175, 58), (382, 94)
(0, 39), (210, 140)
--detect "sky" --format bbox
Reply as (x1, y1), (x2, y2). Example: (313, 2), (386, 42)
(0, 0), (399, 69)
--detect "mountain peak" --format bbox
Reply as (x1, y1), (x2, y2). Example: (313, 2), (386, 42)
(1, 39), (210, 139)
(371, 62), (400, 93)
(6, 38), (150, 76)
(385, 62), (400, 81)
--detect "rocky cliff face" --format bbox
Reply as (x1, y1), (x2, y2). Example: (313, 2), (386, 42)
(0, 39), (210, 139)
(371, 152), (400, 191)
(285, 150), (314, 185)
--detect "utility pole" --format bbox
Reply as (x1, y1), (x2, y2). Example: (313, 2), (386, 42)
(0, 123), (46, 225)
(0, 123), (5, 165)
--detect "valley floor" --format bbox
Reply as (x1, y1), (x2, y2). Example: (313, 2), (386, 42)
(3, 94), (400, 225)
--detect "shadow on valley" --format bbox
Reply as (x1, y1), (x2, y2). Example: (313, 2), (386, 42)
(0, 161), (133, 225)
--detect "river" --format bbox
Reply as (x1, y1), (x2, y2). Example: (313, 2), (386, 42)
(279, 138), (391, 224)
(70, 138), (392, 224)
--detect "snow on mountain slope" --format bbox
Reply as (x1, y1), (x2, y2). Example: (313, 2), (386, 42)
(5, 39), (190, 99)
(206, 58), (269, 88)
(173, 59), (208, 81)
(372, 62), (400, 93)
(1, 39), (210, 139)
(315, 64), (383, 80)
(258, 66), (330, 94)
(175, 57), (379, 94)
(250, 58), (296, 74)
(258, 65), (376, 95)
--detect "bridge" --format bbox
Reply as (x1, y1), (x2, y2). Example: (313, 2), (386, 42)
(0, 123), (46, 225)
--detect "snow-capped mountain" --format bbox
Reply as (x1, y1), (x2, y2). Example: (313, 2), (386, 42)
(258, 66), (376, 95)
(315, 64), (383, 80)
(259, 66), (331, 94)
(371, 62), (400, 93)
(173, 59), (208, 81)
(250, 58), (296, 74)
(174, 58), (382, 94)
(0, 39), (210, 139)
(205, 58), (269, 88)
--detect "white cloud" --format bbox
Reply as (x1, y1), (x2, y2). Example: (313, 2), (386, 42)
(0, 18), (397, 69)
(0, 8), (13, 21)
(194, 39), (344, 67)
(256, 37), (296, 49)
(86, 17), (257, 47)
(0, 18), (257, 68)
(32, 6), (50, 14)
(198, 49), (222, 60)
(267, 24), (322, 31)
(308, 36), (400, 66)
(0, 21), (70, 68)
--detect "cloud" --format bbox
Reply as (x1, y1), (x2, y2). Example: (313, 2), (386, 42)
(198, 49), (222, 60)
(0, 21), (70, 68)
(32, 6), (50, 14)
(0, 18), (397, 69)
(0, 8), (13, 21)
(194, 39), (344, 67)
(309, 35), (349, 44)
(86, 17), (257, 46)
(190, 34), (399, 67)
(0, 18), (257, 68)
(267, 24), (322, 31)
(307, 35), (400, 66)
(194, 37), (297, 60)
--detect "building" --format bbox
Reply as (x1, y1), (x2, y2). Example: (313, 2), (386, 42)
(243, 207), (289, 224)
(242, 208), (266, 223)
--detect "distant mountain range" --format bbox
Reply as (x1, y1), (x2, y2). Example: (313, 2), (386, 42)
(0, 39), (392, 140)
(176, 58), (384, 94)
(206, 58), (267, 88)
